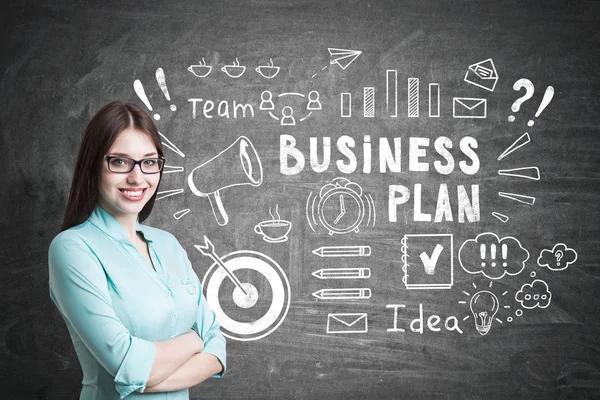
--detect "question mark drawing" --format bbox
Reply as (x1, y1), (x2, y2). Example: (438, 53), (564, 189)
(508, 78), (534, 122)
(555, 250), (563, 267)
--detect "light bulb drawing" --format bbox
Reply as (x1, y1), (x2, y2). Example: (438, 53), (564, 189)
(469, 290), (500, 336)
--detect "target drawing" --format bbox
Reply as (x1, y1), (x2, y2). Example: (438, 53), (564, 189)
(197, 237), (291, 341)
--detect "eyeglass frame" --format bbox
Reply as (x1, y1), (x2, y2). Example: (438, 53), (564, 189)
(104, 155), (165, 174)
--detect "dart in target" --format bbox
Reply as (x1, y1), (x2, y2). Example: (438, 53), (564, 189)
(195, 236), (291, 341)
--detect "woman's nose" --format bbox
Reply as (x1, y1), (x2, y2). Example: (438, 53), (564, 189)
(126, 164), (145, 182)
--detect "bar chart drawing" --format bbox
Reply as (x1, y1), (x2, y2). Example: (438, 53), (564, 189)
(341, 92), (351, 118)
(386, 70), (398, 117)
(408, 78), (419, 117)
(429, 83), (440, 117)
(364, 87), (375, 118)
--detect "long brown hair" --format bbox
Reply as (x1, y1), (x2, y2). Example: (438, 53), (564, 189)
(60, 102), (164, 232)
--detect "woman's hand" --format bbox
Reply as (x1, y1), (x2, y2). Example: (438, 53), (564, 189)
(187, 329), (204, 353)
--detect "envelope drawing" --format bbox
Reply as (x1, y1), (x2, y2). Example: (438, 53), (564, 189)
(453, 97), (487, 119)
(326, 313), (368, 334)
(464, 58), (498, 92)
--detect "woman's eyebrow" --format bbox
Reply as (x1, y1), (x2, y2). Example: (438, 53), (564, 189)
(109, 151), (158, 157)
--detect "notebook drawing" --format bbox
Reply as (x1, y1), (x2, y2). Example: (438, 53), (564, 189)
(401, 234), (454, 289)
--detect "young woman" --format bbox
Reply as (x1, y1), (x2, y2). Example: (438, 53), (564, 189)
(48, 102), (226, 399)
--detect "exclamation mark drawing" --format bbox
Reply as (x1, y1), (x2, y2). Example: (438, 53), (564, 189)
(133, 79), (158, 120)
(501, 244), (508, 267)
(527, 86), (554, 127)
(490, 244), (497, 267)
(133, 67), (177, 121)
(156, 68), (177, 113)
(480, 244), (486, 267)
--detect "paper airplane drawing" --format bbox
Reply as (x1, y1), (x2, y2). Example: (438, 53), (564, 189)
(328, 48), (362, 70)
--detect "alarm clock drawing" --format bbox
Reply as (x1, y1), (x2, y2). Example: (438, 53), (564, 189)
(307, 177), (376, 235)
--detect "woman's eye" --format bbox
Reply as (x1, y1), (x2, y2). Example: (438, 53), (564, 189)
(111, 158), (127, 166)
(143, 159), (156, 166)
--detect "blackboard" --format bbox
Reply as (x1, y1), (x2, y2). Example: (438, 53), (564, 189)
(1, 0), (599, 398)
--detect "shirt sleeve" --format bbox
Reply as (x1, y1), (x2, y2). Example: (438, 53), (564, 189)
(48, 235), (156, 398)
(185, 252), (227, 377)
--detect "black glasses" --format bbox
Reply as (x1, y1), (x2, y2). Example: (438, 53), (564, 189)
(104, 155), (165, 174)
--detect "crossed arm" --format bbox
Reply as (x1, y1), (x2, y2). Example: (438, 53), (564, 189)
(144, 330), (224, 392)
(48, 237), (226, 397)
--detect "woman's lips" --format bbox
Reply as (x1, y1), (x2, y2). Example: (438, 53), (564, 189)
(119, 188), (147, 201)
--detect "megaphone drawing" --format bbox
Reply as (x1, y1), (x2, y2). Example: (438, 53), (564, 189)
(188, 136), (263, 225)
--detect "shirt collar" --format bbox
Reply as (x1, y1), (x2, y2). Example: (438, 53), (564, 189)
(88, 204), (154, 243)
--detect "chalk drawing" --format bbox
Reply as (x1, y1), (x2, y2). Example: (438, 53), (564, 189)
(254, 205), (291, 243)
(255, 58), (280, 79)
(497, 132), (530, 160)
(340, 92), (351, 117)
(280, 106), (296, 126)
(328, 48), (362, 70)
(327, 313), (368, 334)
(464, 58), (498, 92)
(221, 58), (246, 78)
(312, 268), (371, 280)
(401, 234), (453, 289)
(498, 166), (540, 181)
(459, 232), (529, 280)
(386, 70), (398, 117)
(312, 288), (371, 300)
(498, 191), (536, 206)
(188, 136), (263, 226)
(537, 243), (578, 271)
(188, 58), (212, 78)
(155, 68), (177, 112)
(307, 90), (322, 110)
(527, 86), (554, 126)
(429, 83), (440, 117)
(173, 209), (190, 220)
(515, 279), (551, 309)
(158, 131), (185, 158)
(408, 78), (419, 117)
(453, 98), (487, 118)
(260, 90), (275, 111)
(386, 304), (406, 332)
(199, 238), (290, 341)
(156, 188), (184, 200)
(134, 68), (177, 120)
(469, 290), (500, 335)
(163, 165), (184, 174)
(312, 245), (371, 257)
(491, 212), (509, 223)
(508, 79), (534, 122)
(306, 178), (376, 235)
(364, 87), (375, 117)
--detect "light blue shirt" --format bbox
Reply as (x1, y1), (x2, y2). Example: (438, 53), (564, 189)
(48, 204), (226, 399)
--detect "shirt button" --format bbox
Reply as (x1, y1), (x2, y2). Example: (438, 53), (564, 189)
(173, 313), (177, 319)
(169, 335), (174, 339)
(166, 290), (172, 297)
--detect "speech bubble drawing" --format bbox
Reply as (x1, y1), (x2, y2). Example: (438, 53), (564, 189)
(537, 243), (577, 271)
(459, 232), (529, 280)
(515, 279), (552, 309)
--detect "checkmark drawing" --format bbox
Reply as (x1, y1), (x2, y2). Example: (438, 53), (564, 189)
(420, 244), (444, 275)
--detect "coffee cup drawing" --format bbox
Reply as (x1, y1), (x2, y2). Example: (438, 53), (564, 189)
(188, 58), (212, 78)
(255, 58), (280, 79)
(254, 206), (291, 243)
(221, 58), (246, 78)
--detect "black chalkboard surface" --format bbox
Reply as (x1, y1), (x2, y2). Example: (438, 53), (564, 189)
(1, 1), (599, 399)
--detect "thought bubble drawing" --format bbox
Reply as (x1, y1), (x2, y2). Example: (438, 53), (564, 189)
(537, 243), (577, 271)
(515, 279), (551, 309)
(459, 232), (529, 280)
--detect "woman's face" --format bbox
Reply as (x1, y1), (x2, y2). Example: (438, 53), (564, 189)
(98, 128), (161, 221)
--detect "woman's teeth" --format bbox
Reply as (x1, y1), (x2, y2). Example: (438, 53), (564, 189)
(121, 189), (144, 197)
